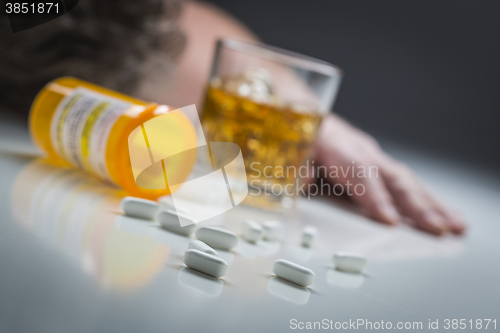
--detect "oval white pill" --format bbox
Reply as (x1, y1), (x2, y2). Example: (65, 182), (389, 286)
(188, 240), (218, 256)
(262, 220), (283, 241)
(183, 249), (228, 278)
(273, 259), (315, 287)
(196, 226), (238, 250)
(157, 195), (189, 214)
(333, 252), (367, 273)
(301, 226), (317, 247)
(157, 210), (196, 236)
(120, 196), (159, 220)
(242, 220), (263, 243)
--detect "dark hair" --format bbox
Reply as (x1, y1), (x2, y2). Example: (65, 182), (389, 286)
(0, 0), (185, 120)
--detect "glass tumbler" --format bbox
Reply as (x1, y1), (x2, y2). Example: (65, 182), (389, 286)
(201, 38), (342, 211)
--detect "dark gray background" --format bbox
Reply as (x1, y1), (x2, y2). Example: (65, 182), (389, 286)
(208, 0), (500, 169)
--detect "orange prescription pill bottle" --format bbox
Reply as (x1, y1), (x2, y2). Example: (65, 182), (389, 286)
(29, 77), (197, 199)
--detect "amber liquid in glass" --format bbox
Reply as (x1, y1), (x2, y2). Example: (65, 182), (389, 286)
(202, 81), (323, 210)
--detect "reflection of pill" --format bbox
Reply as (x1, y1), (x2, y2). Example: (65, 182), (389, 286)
(263, 220), (283, 241)
(273, 259), (315, 287)
(157, 210), (196, 236)
(267, 276), (310, 305)
(177, 267), (224, 296)
(301, 226), (317, 247)
(242, 220), (263, 243)
(333, 252), (367, 273)
(188, 240), (218, 256)
(196, 226), (238, 250)
(183, 249), (228, 278)
(120, 196), (160, 220)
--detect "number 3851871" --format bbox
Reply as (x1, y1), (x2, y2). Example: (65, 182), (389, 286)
(444, 319), (496, 330)
(5, 2), (59, 14)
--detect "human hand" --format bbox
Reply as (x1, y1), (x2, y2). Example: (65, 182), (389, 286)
(314, 114), (466, 235)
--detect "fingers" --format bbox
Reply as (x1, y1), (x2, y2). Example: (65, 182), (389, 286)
(424, 190), (466, 234)
(397, 190), (448, 235)
(348, 176), (401, 225)
(314, 119), (465, 235)
(382, 163), (466, 235)
(441, 211), (466, 234)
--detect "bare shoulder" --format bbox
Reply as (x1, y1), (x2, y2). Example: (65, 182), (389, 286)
(179, 0), (258, 41)
(143, 0), (258, 107)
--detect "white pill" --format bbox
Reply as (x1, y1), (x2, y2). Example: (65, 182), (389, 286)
(273, 259), (315, 287)
(301, 225), (317, 247)
(157, 209), (196, 236)
(262, 220), (283, 241)
(183, 249), (228, 278)
(157, 196), (189, 214)
(188, 240), (218, 256)
(333, 252), (367, 273)
(242, 220), (263, 243)
(196, 226), (238, 250)
(120, 196), (159, 220)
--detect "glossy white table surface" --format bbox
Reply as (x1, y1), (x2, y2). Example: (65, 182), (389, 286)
(0, 121), (499, 333)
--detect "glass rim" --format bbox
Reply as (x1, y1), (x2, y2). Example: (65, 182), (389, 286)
(218, 38), (343, 78)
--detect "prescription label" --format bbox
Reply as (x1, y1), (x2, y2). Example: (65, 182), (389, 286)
(50, 87), (131, 182)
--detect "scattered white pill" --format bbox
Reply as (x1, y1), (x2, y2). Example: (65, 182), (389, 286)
(157, 195), (188, 214)
(242, 220), (263, 243)
(183, 249), (228, 278)
(301, 226), (317, 247)
(188, 240), (218, 256)
(196, 226), (238, 250)
(157, 209), (196, 236)
(273, 259), (315, 287)
(262, 220), (283, 241)
(333, 252), (367, 273)
(120, 196), (159, 220)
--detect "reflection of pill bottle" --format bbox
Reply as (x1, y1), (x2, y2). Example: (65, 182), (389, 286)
(30, 77), (197, 199)
(11, 159), (170, 290)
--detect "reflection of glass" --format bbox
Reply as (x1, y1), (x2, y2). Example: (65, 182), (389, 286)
(11, 159), (170, 290)
(326, 269), (365, 289)
(202, 38), (342, 211)
(167, 141), (248, 226)
(267, 276), (310, 305)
